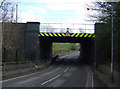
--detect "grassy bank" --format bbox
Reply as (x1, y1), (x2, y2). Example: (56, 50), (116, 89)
(52, 43), (80, 56)
(97, 64), (120, 85)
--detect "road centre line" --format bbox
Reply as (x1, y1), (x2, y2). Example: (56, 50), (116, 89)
(91, 68), (94, 88)
(41, 74), (61, 85)
(64, 67), (69, 72)
(92, 72), (94, 88)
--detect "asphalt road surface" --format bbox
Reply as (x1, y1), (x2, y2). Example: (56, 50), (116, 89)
(2, 52), (94, 88)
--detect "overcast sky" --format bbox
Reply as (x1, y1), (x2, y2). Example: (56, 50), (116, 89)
(1, 0), (120, 24)
(1, 0), (119, 33)
(16, 0), (98, 24)
(14, 0), (100, 33)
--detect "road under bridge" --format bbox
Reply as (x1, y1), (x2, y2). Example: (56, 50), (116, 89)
(39, 31), (95, 65)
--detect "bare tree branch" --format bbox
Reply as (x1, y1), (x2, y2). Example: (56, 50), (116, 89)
(0, 0), (16, 22)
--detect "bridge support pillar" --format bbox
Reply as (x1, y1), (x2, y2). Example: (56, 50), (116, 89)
(39, 38), (52, 62)
(79, 39), (95, 65)
(25, 22), (40, 62)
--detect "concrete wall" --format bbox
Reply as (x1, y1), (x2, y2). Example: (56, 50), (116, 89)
(95, 23), (109, 65)
(25, 22), (40, 61)
(95, 23), (107, 34)
(79, 39), (95, 65)
(39, 38), (52, 61)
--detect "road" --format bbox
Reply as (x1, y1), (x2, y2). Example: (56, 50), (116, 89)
(2, 52), (94, 88)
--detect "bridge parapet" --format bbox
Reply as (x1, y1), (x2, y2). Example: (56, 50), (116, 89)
(40, 23), (95, 33)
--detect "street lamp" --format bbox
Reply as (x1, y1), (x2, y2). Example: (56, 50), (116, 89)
(111, 1), (114, 82)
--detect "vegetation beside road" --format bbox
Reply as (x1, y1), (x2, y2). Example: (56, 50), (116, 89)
(52, 43), (80, 56)
(89, 2), (120, 86)
(98, 64), (120, 85)
(91, 2), (120, 71)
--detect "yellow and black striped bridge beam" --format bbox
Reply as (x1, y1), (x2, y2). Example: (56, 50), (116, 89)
(38, 33), (95, 38)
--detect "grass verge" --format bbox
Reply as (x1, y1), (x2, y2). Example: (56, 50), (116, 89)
(52, 43), (80, 56)
(97, 64), (120, 86)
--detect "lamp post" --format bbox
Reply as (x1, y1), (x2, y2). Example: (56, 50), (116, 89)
(111, 1), (114, 82)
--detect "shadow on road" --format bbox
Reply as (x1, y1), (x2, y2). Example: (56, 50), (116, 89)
(54, 57), (87, 66)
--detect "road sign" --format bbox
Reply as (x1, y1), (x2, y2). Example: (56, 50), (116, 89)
(65, 30), (71, 37)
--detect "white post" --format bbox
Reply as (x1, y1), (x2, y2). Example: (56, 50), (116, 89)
(16, 4), (18, 23)
(111, 1), (114, 82)
(0, 23), (2, 87)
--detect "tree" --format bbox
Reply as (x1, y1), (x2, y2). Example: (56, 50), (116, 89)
(88, 2), (120, 71)
(1, 0), (20, 62)
(88, 2), (120, 25)
(0, 0), (16, 22)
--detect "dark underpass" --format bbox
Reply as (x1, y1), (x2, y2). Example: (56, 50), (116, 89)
(25, 22), (96, 65)
(39, 36), (95, 65)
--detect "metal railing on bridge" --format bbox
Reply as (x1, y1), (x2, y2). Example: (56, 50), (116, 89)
(40, 23), (95, 34)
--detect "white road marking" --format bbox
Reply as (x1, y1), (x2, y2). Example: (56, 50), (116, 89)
(64, 67), (69, 72)
(88, 66), (94, 88)
(86, 66), (94, 88)
(92, 71), (94, 88)
(41, 74), (61, 85)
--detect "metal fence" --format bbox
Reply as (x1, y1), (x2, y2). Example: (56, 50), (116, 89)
(40, 23), (95, 33)
(1, 61), (49, 78)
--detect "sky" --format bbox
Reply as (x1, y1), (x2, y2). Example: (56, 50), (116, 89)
(13, 0), (101, 33)
(2, 0), (120, 33)
(1, 0), (120, 24)
(16, 0), (97, 24)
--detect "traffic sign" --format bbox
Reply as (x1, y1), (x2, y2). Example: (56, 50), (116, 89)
(65, 30), (71, 37)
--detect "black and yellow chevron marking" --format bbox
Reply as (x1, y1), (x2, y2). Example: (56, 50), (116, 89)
(38, 33), (95, 38)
